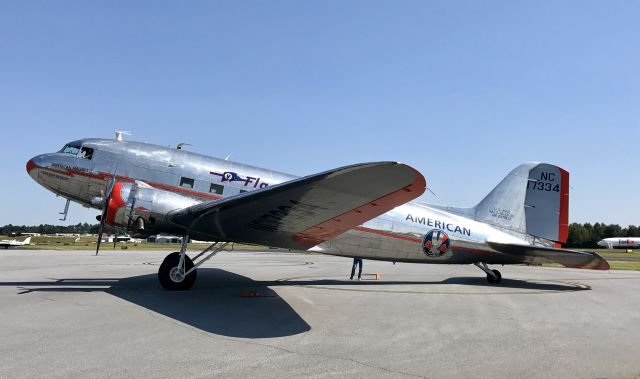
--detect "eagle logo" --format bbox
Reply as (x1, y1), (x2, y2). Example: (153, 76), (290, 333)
(422, 229), (451, 257)
(221, 171), (244, 182)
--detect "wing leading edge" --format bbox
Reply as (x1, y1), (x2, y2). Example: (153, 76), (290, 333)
(168, 162), (426, 249)
(488, 241), (610, 270)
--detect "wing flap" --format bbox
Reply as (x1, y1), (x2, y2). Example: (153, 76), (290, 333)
(488, 241), (610, 270)
(169, 162), (426, 249)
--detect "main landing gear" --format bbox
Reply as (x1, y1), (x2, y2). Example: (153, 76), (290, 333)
(158, 236), (229, 291)
(474, 262), (502, 284)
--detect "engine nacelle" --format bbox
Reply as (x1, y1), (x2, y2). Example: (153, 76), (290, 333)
(105, 181), (201, 237)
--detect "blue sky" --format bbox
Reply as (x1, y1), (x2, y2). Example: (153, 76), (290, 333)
(1, 1), (638, 226)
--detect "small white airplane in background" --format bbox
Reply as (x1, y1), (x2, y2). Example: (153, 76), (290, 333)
(0, 236), (32, 249)
(597, 237), (640, 249)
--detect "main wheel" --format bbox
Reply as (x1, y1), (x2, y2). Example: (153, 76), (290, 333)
(158, 252), (197, 291)
(486, 269), (502, 284)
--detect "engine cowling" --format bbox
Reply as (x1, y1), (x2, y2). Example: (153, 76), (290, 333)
(105, 181), (201, 237)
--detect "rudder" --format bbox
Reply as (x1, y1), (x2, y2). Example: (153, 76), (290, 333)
(525, 164), (569, 243)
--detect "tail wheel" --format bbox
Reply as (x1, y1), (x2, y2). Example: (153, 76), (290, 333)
(158, 252), (197, 291)
(486, 269), (502, 284)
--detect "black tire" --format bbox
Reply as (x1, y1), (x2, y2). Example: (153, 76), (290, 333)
(158, 252), (197, 291)
(486, 269), (502, 284)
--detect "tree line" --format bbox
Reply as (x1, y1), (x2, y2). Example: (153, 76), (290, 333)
(0, 223), (115, 236)
(1, 222), (638, 248)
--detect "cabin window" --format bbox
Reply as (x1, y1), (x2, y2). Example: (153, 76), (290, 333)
(60, 144), (81, 156)
(209, 183), (224, 195)
(79, 147), (94, 160)
(179, 177), (194, 189)
(239, 190), (247, 194)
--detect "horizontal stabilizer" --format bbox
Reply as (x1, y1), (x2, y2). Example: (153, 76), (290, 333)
(488, 241), (610, 270)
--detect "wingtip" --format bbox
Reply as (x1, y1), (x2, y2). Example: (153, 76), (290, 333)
(594, 257), (611, 270)
(406, 164), (427, 195)
(591, 251), (610, 270)
(562, 254), (610, 270)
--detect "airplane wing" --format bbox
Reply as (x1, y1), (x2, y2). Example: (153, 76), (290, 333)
(168, 162), (426, 250)
(488, 241), (610, 270)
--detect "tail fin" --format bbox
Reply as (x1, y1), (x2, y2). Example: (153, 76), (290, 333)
(474, 163), (569, 243)
(22, 236), (32, 245)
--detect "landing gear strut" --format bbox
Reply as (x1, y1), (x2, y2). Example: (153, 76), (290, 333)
(474, 262), (502, 284)
(157, 236), (229, 291)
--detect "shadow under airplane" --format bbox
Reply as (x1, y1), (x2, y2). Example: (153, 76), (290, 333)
(3, 269), (311, 338)
(0, 268), (589, 338)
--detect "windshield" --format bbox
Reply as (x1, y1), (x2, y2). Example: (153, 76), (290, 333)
(60, 143), (81, 155)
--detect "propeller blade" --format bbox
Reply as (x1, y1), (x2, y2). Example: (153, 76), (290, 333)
(95, 178), (116, 256)
(95, 206), (108, 255)
(95, 227), (104, 255)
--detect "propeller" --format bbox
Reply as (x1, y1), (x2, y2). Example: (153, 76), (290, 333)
(96, 178), (116, 256)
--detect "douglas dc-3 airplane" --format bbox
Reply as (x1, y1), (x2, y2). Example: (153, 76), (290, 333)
(26, 135), (609, 290)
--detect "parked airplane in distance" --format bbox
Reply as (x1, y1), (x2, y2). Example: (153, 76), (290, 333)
(26, 134), (609, 290)
(597, 238), (640, 249)
(0, 236), (32, 249)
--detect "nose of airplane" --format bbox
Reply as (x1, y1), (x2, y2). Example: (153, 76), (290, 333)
(26, 154), (47, 181)
(26, 159), (36, 174)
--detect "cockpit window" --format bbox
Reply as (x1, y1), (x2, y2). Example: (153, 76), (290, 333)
(60, 144), (81, 155)
(59, 143), (94, 160)
(79, 147), (94, 160)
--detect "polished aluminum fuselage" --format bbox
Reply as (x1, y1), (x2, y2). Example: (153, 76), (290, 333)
(28, 138), (530, 264)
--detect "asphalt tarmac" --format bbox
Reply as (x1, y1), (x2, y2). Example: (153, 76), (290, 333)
(1, 249), (639, 378)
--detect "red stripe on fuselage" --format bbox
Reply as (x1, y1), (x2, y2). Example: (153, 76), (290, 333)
(352, 226), (495, 257)
(450, 245), (495, 257)
(353, 226), (421, 243)
(38, 165), (222, 201)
